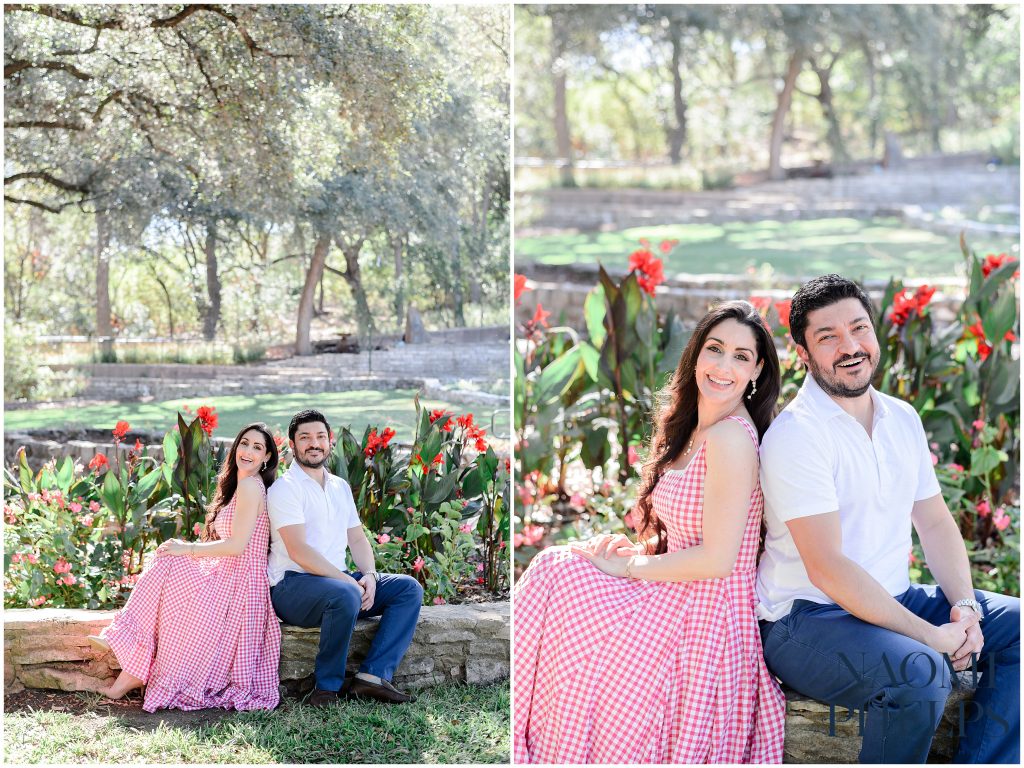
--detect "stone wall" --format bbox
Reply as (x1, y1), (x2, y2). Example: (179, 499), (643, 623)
(782, 681), (975, 763)
(4, 602), (509, 696)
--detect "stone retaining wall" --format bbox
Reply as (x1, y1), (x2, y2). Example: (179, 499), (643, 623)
(783, 681), (975, 763)
(4, 602), (509, 696)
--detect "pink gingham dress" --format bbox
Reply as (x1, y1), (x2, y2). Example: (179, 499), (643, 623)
(513, 416), (785, 763)
(101, 477), (281, 712)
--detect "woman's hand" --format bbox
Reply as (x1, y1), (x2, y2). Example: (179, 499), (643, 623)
(581, 533), (637, 559)
(568, 545), (632, 578)
(156, 538), (191, 557)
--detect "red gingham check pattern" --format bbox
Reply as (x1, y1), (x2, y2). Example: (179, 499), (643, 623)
(513, 416), (785, 763)
(102, 478), (281, 712)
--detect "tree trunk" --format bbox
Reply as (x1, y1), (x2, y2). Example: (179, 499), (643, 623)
(812, 57), (847, 163)
(551, 12), (575, 187)
(202, 219), (220, 341)
(338, 236), (374, 339)
(392, 233), (405, 331)
(95, 209), (114, 361)
(452, 232), (465, 327)
(295, 231), (331, 356)
(768, 49), (804, 181)
(667, 21), (687, 165)
(862, 42), (880, 157)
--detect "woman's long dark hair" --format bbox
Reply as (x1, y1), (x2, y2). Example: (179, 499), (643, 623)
(634, 301), (781, 554)
(201, 422), (279, 541)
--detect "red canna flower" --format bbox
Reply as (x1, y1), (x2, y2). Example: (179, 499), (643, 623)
(514, 274), (531, 304)
(429, 409), (453, 432)
(629, 248), (665, 296)
(749, 296), (772, 315)
(964, 319), (1015, 361)
(112, 421), (130, 441)
(457, 413), (475, 430)
(196, 405), (218, 436)
(982, 253), (1019, 279)
(530, 303), (551, 329)
(88, 454), (109, 473)
(890, 285), (935, 326)
(774, 300), (792, 328)
(132, 438), (143, 453)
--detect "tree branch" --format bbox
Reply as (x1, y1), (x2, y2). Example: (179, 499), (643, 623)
(3, 194), (66, 214)
(5, 119), (85, 130)
(4, 58), (94, 80)
(5, 170), (90, 193)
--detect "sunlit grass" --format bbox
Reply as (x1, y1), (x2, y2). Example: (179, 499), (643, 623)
(515, 217), (1013, 281)
(3, 390), (511, 441)
(3, 682), (509, 764)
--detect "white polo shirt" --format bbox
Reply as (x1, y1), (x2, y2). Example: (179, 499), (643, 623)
(266, 461), (362, 587)
(755, 373), (941, 621)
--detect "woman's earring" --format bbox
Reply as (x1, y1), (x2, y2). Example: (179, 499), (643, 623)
(261, 461), (268, 471)
(747, 379), (758, 400)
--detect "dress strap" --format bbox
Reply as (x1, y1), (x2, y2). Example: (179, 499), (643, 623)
(725, 415), (760, 449)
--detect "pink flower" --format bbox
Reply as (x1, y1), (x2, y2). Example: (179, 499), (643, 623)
(69, 502), (83, 513)
(412, 556), (425, 573)
(193, 522), (202, 537)
(949, 463), (965, 474)
(406, 506), (415, 514)
(993, 507), (1011, 532)
(29, 596), (46, 607)
(476, 562), (484, 572)
(930, 453), (938, 466)
(627, 446), (639, 466)
(972, 419), (987, 433)
(459, 523), (473, 534)
(59, 574), (77, 586)
(977, 500), (991, 518)
(26, 553), (38, 564)
(377, 533), (391, 544)
(53, 558), (71, 574)
(432, 596), (446, 605)
(80, 515), (94, 527)
(11, 553), (22, 564)
(89, 500), (101, 512)
(569, 493), (585, 508)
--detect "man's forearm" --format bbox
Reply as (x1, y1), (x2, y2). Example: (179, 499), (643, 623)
(814, 555), (939, 647)
(919, 514), (976, 606)
(288, 541), (348, 580)
(349, 535), (376, 575)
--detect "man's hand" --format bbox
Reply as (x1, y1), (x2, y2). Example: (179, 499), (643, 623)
(927, 610), (978, 656)
(949, 605), (984, 671)
(357, 573), (377, 611)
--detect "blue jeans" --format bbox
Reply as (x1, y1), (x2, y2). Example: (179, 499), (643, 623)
(760, 585), (1019, 763)
(271, 570), (423, 692)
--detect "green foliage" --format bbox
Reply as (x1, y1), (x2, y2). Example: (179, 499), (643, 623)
(515, 239), (1020, 594)
(5, 401), (509, 609)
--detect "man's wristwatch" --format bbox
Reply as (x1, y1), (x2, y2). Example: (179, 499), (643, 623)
(365, 571), (380, 583)
(953, 598), (982, 620)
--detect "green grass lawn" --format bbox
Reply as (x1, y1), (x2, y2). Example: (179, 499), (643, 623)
(4, 390), (510, 441)
(3, 682), (509, 764)
(516, 217), (1012, 281)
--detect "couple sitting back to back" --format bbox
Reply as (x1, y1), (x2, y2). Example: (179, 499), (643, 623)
(92, 409), (422, 711)
(513, 274), (1019, 764)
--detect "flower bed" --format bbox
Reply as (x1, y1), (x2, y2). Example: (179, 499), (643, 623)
(4, 400), (510, 609)
(514, 241), (1020, 595)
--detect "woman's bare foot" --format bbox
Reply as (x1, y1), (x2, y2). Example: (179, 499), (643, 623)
(99, 670), (144, 700)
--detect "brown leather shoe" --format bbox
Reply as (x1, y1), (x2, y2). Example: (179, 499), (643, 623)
(307, 688), (339, 707)
(347, 676), (416, 704)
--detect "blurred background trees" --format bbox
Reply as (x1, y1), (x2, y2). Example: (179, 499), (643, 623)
(515, 3), (1019, 189)
(4, 3), (509, 362)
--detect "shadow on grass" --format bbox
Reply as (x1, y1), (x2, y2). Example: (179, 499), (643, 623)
(4, 682), (510, 764)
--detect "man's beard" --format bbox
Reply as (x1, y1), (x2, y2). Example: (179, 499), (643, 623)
(807, 352), (878, 398)
(294, 449), (328, 469)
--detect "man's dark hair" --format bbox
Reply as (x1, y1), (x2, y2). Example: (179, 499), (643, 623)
(288, 409), (331, 442)
(789, 274), (874, 348)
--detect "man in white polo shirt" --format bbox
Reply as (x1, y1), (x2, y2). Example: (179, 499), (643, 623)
(268, 409), (422, 707)
(756, 275), (1018, 763)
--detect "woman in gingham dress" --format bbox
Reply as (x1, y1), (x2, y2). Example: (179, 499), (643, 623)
(90, 422), (282, 712)
(514, 302), (787, 763)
